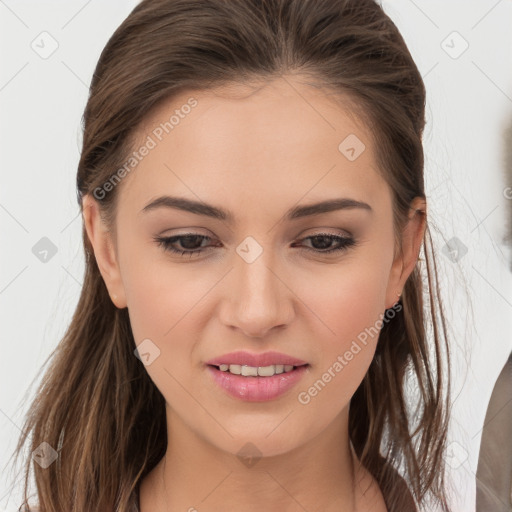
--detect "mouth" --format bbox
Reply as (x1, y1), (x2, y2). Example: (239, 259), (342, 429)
(206, 363), (310, 402)
(208, 363), (307, 377)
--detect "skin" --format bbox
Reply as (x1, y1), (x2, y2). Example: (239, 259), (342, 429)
(82, 76), (426, 512)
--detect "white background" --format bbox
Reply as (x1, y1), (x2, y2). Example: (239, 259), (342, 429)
(1, 1), (512, 511)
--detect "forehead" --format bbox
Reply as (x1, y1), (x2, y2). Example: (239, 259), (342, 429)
(118, 77), (390, 219)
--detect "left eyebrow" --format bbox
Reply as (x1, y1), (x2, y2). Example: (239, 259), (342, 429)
(140, 195), (373, 223)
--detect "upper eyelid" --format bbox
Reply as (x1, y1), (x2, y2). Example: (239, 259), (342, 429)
(158, 227), (353, 238)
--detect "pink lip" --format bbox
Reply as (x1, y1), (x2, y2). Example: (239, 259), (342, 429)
(205, 350), (308, 367)
(207, 364), (309, 402)
(205, 351), (309, 402)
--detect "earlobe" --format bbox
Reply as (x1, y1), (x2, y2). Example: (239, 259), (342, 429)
(81, 194), (127, 309)
(385, 197), (427, 310)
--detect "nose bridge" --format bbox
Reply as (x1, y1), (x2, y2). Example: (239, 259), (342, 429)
(222, 239), (293, 337)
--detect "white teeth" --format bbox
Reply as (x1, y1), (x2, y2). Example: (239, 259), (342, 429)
(217, 364), (298, 376)
(229, 364), (241, 375)
(257, 365), (275, 377)
(241, 365), (258, 377)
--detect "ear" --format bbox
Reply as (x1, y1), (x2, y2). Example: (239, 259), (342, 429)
(384, 197), (426, 310)
(82, 194), (127, 309)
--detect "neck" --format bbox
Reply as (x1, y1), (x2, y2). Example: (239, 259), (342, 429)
(139, 405), (386, 512)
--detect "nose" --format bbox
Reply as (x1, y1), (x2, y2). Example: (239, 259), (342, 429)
(219, 249), (295, 338)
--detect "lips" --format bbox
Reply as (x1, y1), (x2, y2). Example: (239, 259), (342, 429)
(205, 350), (308, 368)
(205, 351), (309, 401)
(207, 364), (309, 402)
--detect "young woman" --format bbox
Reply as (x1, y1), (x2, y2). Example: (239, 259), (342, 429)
(12, 1), (452, 510)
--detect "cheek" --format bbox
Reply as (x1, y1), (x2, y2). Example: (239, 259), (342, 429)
(121, 256), (208, 406)
(120, 234), (194, 336)
(299, 258), (389, 345)
(120, 243), (222, 369)
(294, 261), (389, 403)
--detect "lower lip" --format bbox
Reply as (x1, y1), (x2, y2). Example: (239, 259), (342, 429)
(206, 365), (309, 402)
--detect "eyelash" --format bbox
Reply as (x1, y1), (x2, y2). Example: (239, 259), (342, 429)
(153, 232), (357, 258)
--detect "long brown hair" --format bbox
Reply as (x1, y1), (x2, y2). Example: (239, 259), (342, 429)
(9, 1), (452, 510)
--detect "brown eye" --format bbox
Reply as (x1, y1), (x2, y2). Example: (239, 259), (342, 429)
(154, 234), (216, 257)
(154, 232), (357, 258)
(294, 233), (356, 254)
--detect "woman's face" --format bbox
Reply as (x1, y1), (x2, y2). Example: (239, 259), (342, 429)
(83, 77), (424, 457)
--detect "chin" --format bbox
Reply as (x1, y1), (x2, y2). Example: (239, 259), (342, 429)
(199, 420), (311, 461)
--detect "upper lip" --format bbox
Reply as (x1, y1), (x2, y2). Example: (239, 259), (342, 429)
(206, 351), (308, 367)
